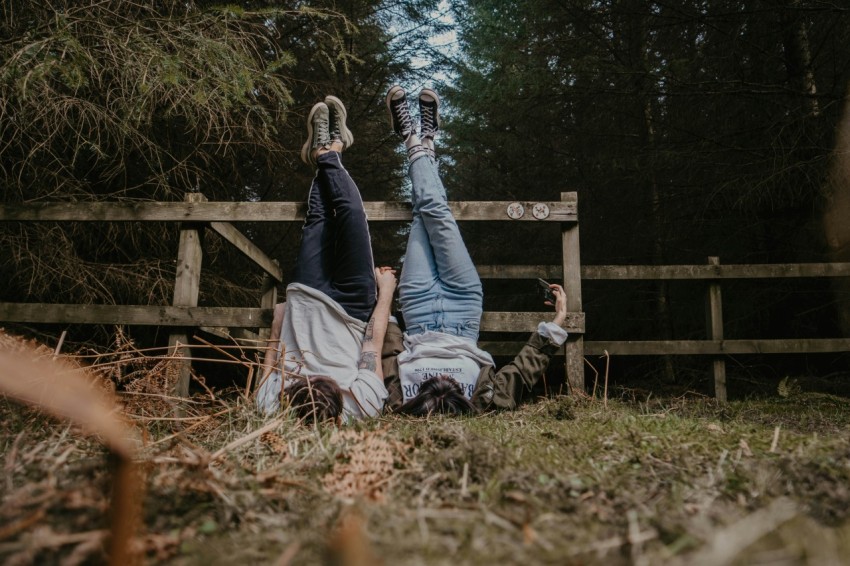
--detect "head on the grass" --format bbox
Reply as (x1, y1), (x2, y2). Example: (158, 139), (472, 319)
(286, 375), (343, 424)
(398, 374), (477, 416)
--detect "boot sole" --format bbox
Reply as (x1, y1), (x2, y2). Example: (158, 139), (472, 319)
(300, 102), (328, 166)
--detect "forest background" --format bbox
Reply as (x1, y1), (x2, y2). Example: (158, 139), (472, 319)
(2, 0), (850, 394)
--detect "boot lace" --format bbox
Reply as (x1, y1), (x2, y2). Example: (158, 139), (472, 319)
(421, 105), (437, 137)
(314, 118), (330, 148)
(392, 98), (414, 136)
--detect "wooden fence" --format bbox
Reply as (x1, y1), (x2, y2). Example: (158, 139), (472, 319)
(0, 193), (584, 396)
(479, 259), (850, 401)
(3, 194), (849, 400)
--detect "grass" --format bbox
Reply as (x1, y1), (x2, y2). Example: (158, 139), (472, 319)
(3, 385), (850, 565)
(2, 329), (850, 564)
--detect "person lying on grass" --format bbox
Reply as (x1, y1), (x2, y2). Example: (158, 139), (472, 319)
(256, 96), (396, 424)
(381, 85), (570, 416)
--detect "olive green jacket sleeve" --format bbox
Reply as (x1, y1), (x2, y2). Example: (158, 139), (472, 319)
(381, 325), (561, 413)
(381, 321), (405, 412)
(470, 331), (562, 411)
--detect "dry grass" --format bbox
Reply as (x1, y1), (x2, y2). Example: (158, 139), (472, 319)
(2, 328), (850, 564)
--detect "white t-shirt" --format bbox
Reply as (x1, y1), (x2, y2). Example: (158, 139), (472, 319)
(256, 283), (387, 420)
(396, 322), (569, 402)
(397, 331), (494, 402)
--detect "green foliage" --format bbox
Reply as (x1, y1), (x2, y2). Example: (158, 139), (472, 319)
(0, 2), (322, 201)
(0, 0), (442, 315)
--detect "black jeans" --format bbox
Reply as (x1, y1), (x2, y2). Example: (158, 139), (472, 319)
(293, 151), (376, 322)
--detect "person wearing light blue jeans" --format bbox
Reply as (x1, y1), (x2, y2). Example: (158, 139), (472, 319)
(399, 146), (483, 341)
(385, 85), (569, 414)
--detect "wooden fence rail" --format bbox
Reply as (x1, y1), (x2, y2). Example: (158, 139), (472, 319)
(478, 262), (850, 280)
(3, 196), (848, 400)
(480, 258), (850, 402)
(0, 198), (577, 223)
(0, 193), (585, 396)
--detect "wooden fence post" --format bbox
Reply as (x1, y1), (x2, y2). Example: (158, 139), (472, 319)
(562, 192), (585, 394)
(258, 260), (280, 342)
(169, 193), (206, 397)
(705, 256), (727, 402)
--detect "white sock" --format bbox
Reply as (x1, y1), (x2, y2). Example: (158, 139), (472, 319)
(405, 134), (428, 162)
(422, 137), (436, 160)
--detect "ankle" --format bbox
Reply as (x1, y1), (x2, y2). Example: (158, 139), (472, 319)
(313, 140), (344, 160)
(407, 143), (429, 163)
(422, 137), (436, 160)
(405, 133), (422, 151)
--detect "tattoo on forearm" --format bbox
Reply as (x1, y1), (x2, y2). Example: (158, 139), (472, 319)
(363, 317), (375, 344)
(358, 351), (377, 371)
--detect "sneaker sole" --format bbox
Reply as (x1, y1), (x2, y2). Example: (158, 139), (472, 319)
(300, 102), (327, 166)
(385, 85), (407, 131)
(324, 95), (354, 149)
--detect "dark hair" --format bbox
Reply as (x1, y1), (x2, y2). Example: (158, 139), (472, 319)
(285, 375), (343, 424)
(398, 375), (477, 417)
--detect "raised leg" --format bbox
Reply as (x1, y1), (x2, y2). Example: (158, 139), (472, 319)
(293, 151), (376, 321)
(399, 155), (482, 336)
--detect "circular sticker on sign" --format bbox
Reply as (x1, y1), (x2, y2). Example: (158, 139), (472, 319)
(532, 202), (550, 220)
(506, 202), (525, 219)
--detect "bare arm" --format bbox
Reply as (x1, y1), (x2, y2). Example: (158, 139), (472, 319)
(260, 302), (285, 383)
(358, 267), (397, 380)
(547, 284), (568, 326)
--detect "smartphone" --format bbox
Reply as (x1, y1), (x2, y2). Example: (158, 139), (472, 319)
(537, 278), (556, 303)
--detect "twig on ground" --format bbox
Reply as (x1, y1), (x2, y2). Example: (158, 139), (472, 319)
(585, 357), (599, 399)
(603, 350), (610, 409)
(193, 335), (244, 364)
(770, 425), (781, 453)
(4, 430), (25, 492)
(210, 415), (287, 462)
(52, 330), (67, 358)
(0, 528), (107, 554)
(0, 509), (47, 541)
(627, 509), (653, 566)
(274, 541), (301, 566)
(460, 462), (469, 498)
(146, 407), (234, 447)
(244, 362), (255, 400)
(680, 498), (798, 565)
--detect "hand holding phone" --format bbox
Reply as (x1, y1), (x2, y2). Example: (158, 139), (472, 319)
(538, 279), (568, 326)
(537, 278), (556, 304)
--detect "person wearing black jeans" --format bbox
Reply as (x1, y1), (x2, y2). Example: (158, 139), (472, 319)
(257, 97), (396, 423)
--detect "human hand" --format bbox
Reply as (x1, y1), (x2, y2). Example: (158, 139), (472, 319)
(375, 266), (398, 294)
(547, 283), (567, 326)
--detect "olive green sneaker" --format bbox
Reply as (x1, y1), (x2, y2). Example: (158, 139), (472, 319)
(300, 102), (331, 166)
(325, 95), (354, 149)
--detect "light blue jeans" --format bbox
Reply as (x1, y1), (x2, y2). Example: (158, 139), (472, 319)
(399, 155), (483, 340)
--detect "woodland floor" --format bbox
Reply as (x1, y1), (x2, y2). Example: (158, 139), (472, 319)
(2, 336), (850, 565)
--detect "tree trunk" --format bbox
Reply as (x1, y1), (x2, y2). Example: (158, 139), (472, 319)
(630, 6), (676, 382)
(824, 89), (850, 337)
(779, 0), (820, 117)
